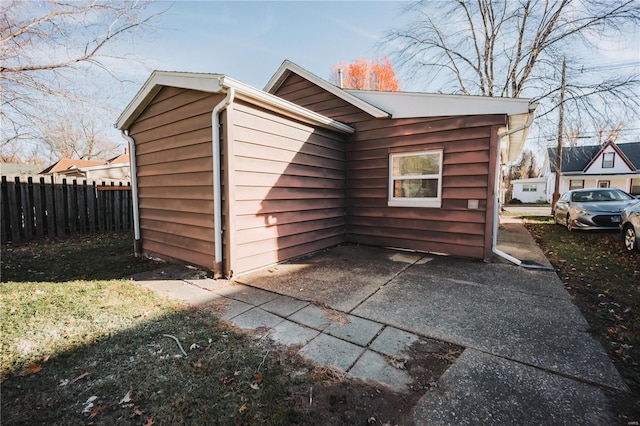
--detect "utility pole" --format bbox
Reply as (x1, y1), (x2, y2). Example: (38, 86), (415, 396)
(552, 59), (566, 213)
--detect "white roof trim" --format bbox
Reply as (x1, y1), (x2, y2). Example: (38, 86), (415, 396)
(79, 163), (130, 172)
(511, 177), (547, 184)
(116, 71), (354, 134)
(346, 89), (533, 117)
(264, 60), (390, 119)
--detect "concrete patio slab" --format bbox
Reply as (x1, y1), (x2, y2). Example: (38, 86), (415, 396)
(323, 314), (384, 346)
(298, 333), (365, 372)
(353, 270), (626, 390)
(266, 320), (320, 347)
(349, 350), (412, 392)
(236, 245), (418, 312)
(405, 255), (568, 299)
(413, 349), (611, 425)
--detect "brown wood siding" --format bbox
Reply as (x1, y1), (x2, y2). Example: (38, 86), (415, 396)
(272, 72), (372, 124)
(129, 87), (225, 269)
(346, 115), (506, 260)
(227, 101), (346, 274)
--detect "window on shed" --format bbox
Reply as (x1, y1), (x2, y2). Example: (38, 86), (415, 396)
(569, 180), (584, 190)
(602, 153), (614, 168)
(389, 150), (443, 208)
(522, 184), (537, 192)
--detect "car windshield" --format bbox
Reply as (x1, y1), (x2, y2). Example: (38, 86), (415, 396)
(571, 190), (634, 202)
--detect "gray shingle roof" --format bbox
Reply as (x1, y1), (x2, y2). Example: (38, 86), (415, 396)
(548, 142), (640, 173)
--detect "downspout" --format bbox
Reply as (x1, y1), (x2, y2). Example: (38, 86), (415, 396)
(120, 130), (142, 254)
(211, 85), (235, 278)
(492, 108), (536, 267)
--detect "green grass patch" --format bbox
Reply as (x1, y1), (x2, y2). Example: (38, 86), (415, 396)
(1, 235), (304, 425)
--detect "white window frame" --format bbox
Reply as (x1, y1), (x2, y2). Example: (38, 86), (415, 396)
(388, 150), (443, 208)
(522, 184), (537, 192)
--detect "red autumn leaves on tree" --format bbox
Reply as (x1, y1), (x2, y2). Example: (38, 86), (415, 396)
(332, 56), (400, 91)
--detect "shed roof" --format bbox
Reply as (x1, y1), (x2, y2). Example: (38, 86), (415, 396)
(116, 71), (354, 134)
(265, 60), (537, 163)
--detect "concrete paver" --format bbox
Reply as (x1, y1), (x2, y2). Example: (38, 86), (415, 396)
(298, 333), (365, 372)
(369, 327), (418, 357)
(349, 350), (412, 392)
(228, 307), (283, 331)
(202, 297), (254, 321)
(323, 314), (383, 346)
(137, 280), (220, 305)
(413, 349), (611, 425)
(266, 320), (320, 347)
(287, 304), (332, 330)
(260, 295), (309, 317)
(212, 283), (280, 305)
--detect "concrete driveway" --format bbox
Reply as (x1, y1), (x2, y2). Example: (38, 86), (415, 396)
(135, 217), (627, 424)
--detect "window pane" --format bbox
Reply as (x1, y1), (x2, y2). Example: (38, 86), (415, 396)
(631, 179), (640, 195)
(393, 154), (439, 176)
(394, 179), (438, 198)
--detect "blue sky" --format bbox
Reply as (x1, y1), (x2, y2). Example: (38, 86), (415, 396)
(93, 1), (638, 155)
(120, 1), (409, 91)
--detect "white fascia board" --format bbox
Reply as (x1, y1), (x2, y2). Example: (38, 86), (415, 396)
(264, 60), (390, 119)
(116, 71), (224, 130)
(79, 163), (130, 172)
(511, 177), (547, 184)
(116, 70), (354, 134)
(222, 76), (354, 134)
(347, 89), (533, 117)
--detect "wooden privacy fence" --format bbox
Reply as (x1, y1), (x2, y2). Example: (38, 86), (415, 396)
(1, 175), (133, 244)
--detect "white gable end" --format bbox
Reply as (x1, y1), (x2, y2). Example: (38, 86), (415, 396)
(584, 145), (634, 174)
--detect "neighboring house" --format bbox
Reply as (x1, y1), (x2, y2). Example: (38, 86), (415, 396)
(510, 177), (549, 203)
(39, 148), (131, 181)
(1, 163), (43, 176)
(115, 60), (537, 277)
(543, 140), (640, 196)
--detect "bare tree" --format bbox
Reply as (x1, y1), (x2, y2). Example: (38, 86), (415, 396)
(0, 0), (163, 162)
(385, 0), (640, 143)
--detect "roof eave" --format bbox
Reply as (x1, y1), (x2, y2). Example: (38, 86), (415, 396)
(264, 60), (390, 119)
(116, 71), (354, 135)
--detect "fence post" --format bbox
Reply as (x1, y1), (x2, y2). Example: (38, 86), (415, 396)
(78, 180), (87, 233)
(44, 176), (56, 238)
(32, 177), (44, 240)
(7, 177), (21, 243)
(20, 178), (33, 241)
(1, 176), (7, 242)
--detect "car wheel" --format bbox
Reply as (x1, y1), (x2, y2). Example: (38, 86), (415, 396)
(566, 215), (573, 231)
(623, 225), (637, 252)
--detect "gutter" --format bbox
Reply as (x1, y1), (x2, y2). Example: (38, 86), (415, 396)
(491, 107), (544, 269)
(211, 83), (235, 278)
(120, 130), (142, 254)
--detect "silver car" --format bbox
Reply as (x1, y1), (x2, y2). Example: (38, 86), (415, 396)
(621, 200), (640, 251)
(554, 188), (637, 231)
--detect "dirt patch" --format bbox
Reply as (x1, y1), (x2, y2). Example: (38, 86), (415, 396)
(263, 335), (463, 425)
